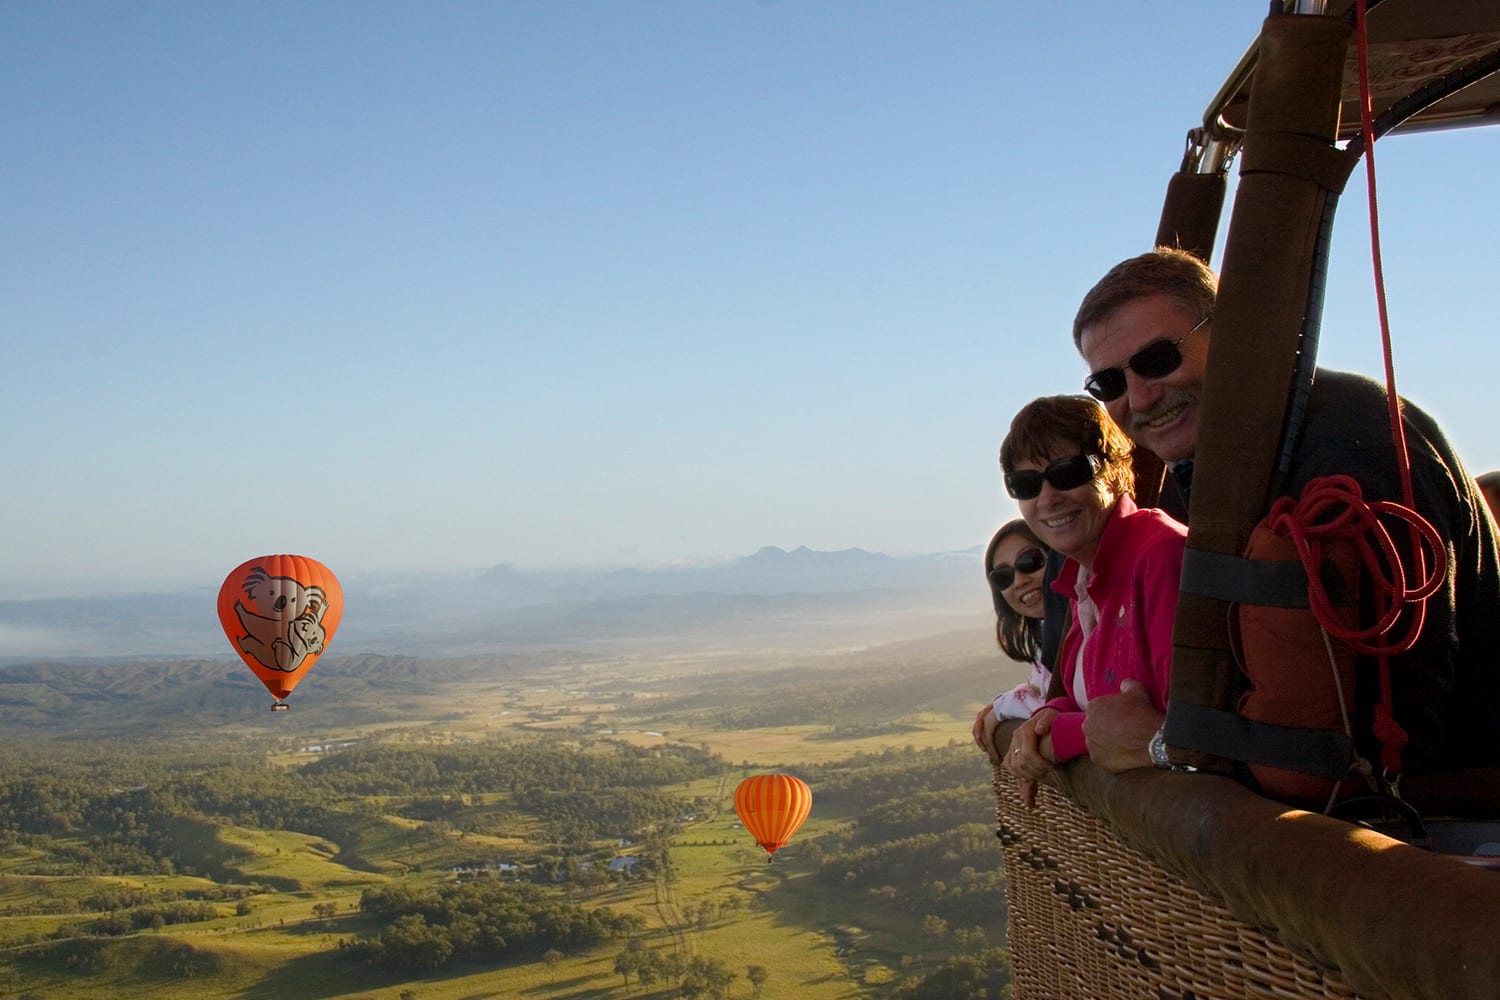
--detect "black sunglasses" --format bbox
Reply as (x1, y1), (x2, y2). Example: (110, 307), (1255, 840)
(988, 546), (1046, 591)
(1004, 453), (1102, 501)
(1083, 314), (1210, 402)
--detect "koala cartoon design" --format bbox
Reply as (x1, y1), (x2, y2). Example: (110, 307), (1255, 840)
(234, 567), (329, 673)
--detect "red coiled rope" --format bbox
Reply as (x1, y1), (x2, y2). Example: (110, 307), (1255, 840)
(1264, 475), (1447, 776)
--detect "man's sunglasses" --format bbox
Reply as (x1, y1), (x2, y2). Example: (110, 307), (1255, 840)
(1083, 314), (1210, 402)
(1003, 453), (1102, 501)
(988, 546), (1046, 591)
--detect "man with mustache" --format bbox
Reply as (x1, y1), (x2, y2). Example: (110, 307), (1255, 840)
(1071, 248), (1500, 797)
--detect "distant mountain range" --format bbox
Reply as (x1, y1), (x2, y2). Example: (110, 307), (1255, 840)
(0, 546), (987, 662)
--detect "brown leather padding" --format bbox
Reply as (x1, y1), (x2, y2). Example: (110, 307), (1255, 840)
(1169, 14), (1356, 771)
(1154, 170), (1227, 266)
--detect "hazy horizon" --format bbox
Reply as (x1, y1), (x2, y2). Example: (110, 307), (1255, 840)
(0, 540), (984, 603)
(0, 542), (988, 661)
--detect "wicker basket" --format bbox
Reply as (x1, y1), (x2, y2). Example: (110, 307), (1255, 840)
(991, 758), (1500, 1000)
(994, 764), (1361, 999)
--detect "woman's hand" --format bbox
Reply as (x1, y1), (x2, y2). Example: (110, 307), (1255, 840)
(972, 704), (1002, 761)
(1004, 708), (1058, 808)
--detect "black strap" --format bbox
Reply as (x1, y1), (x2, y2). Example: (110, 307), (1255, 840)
(1179, 547), (1355, 607)
(1179, 548), (1312, 607)
(1166, 701), (1357, 782)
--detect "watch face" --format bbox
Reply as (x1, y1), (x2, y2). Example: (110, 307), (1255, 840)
(1150, 729), (1168, 767)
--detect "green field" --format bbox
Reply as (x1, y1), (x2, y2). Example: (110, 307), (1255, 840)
(0, 629), (1021, 999)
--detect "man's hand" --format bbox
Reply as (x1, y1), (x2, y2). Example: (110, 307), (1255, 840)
(1004, 708), (1059, 808)
(972, 704), (1003, 762)
(1082, 679), (1163, 772)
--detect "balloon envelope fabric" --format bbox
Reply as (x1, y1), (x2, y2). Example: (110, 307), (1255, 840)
(217, 554), (343, 707)
(734, 774), (812, 857)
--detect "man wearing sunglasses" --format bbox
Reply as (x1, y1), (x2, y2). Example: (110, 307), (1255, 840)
(1068, 247), (1500, 798)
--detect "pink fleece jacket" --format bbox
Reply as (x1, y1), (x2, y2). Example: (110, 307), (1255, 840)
(1039, 495), (1187, 763)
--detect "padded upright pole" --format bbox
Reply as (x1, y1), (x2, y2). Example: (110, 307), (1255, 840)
(1166, 13), (1359, 771)
(1155, 171), (1226, 265)
(1135, 168), (1229, 509)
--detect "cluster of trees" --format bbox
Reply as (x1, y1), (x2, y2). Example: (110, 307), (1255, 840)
(893, 947), (1012, 999)
(801, 745), (1009, 926)
(78, 884), (258, 912)
(82, 899), (220, 936)
(801, 743), (995, 816)
(514, 785), (690, 840)
(0, 732), (727, 879)
(301, 739), (726, 797)
(305, 738), (725, 841)
(0, 756), (381, 877)
(612, 940), (749, 999)
(342, 880), (641, 971)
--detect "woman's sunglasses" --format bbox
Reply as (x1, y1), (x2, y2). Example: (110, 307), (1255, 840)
(988, 546), (1046, 591)
(1083, 314), (1210, 402)
(1003, 453), (1102, 501)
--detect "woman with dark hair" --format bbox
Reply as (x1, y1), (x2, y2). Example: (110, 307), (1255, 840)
(972, 519), (1055, 761)
(999, 395), (1187, 804)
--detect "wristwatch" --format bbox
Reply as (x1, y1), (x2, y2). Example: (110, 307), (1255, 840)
(1149, 726), (1170, 769)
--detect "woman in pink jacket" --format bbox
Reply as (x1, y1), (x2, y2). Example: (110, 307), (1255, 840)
(998, 395), (1187, 804)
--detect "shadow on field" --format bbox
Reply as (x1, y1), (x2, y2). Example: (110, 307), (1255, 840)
(516, 987), (679, 1000)
(518, 971), (610, 994)
(236, 952), (619, 1000)
(234, 950), (412, 1000)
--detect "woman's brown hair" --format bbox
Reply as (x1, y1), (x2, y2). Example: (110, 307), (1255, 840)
(984, 518), (1047, 663)
(999, 394), (1134, 499)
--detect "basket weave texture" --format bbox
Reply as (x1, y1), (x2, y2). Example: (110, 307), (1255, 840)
(993, 763), (1364, 1000)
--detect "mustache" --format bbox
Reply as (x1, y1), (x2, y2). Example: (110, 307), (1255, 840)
(1127, 388), (1197, 432)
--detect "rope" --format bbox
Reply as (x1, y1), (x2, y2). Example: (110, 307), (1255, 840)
(1350, 0), (1438, 781)
(1264, 475), (1446, 778)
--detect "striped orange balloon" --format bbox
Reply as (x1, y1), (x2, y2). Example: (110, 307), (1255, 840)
(734, 774), (812, 858)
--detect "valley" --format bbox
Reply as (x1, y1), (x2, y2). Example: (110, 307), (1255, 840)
(0, 628), (1026, 1000)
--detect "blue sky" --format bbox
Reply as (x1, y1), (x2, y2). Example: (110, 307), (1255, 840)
(5, 2), (1499, 600)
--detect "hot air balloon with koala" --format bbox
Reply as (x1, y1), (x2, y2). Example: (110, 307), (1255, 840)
(217, 554), (342, 710)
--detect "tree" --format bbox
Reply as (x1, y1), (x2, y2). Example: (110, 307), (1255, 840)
(680, 956), (735, 1000)
(614, 939), (645, 987)
(747, 963), (769, 996)
(382, 914), (453, 970)
(894, 947), (1011, 1000)
(954, 926), (989, 949)
(543, 948), (563, 981)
